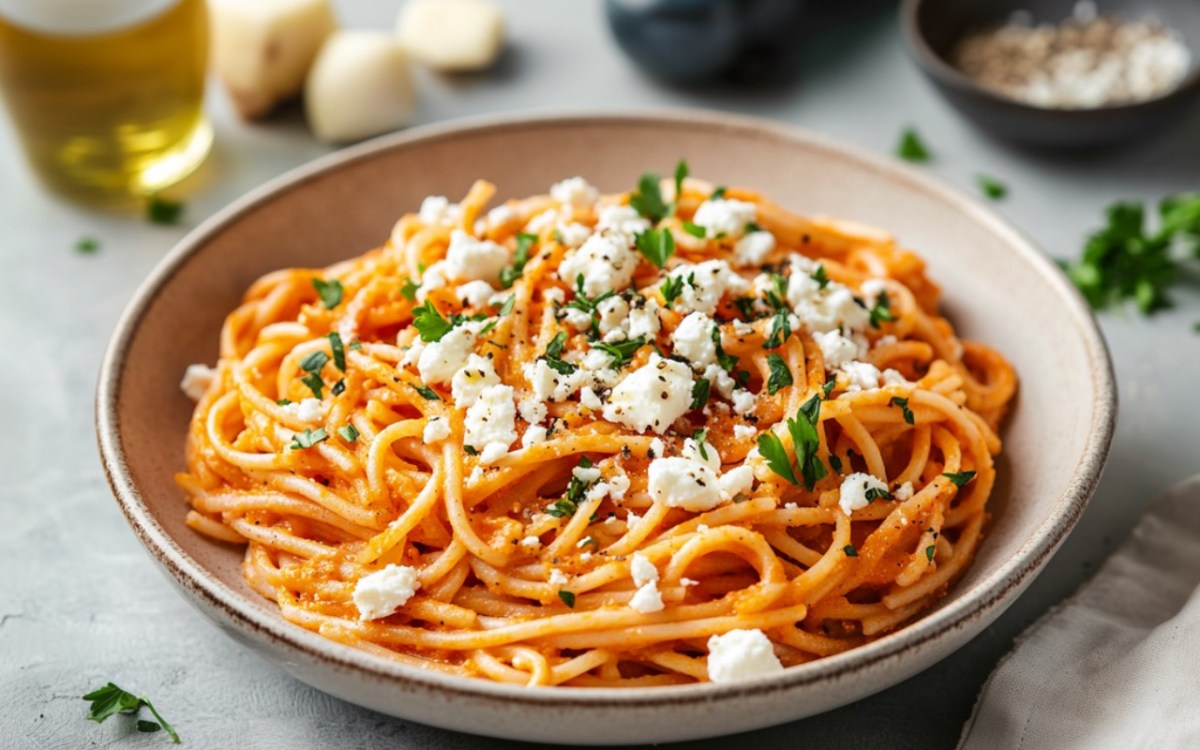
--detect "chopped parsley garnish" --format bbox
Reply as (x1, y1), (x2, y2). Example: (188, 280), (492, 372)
(896, 126), (931, 163)
(660, 275), (685, 307)
(690, 378), (711, 410)
(146, 195), (184, 225)
(635, 227), (676, 269)
(757, 432), (798, 485)
(682, 221), (706, 238)
(865, 486), (893, 501)
(479, 319), (498, 335)
(500, 233), (537, 288)
(327, 332), (346, 371)
(411, 383), (440, 401)
(331, 379), (346, 396)
(464, 445), (479, 456)
(674, 159), (688, 203)
(890, 396), (915, 424)
(547, 457), (595, 518)
(925, 545), (936, 562)
(75, 236), (100, 254)
(763, 273), (789, 311)
(594, 337), (645, 369)
(1064, 195), (1200, 316)
(565, 276), (617, 338)
(710, 186), (727, 200)
(348, 340), (363, 351)
(829, 454), (843, 473)
(630, 171), (671, 223)
(276, 399), (292, 406)
(543, 331), (577, 375)
(558, 590), (576, 608)
(811, 265), (830, 289)
(83, 682), (180, 744)
(497, 294), (516, 316)
(766, 353), (793, 395)
(711, 325), (739, 373)
(869, 290), (895, 328)
(764, 309), (792, 349)
(822, 380), (836, 398)
(312, 277), (343, 309)
(412, 300), (455, 342)
(978, 175), (1007, 200)
(299, 350), (329, 399)
(943, 470), (977, 488)
(692, 428), (710, 460)
(290, 428), (328, 450)
(400, 278), (419, 301)
(843, 544), (858, 558)
(789, 393), (828, 490)
(337, 424), (359, 443)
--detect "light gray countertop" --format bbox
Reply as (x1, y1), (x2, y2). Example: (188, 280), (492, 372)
(2, 2), (1198, 748)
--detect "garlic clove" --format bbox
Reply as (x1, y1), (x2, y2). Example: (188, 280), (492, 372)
(304, 30), (416, 143)
(396, 0), (506, 72)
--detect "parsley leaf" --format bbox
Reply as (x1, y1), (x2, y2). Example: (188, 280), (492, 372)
(690, 377), (711, 410)
(348, 340), (363, 351)
(75, 236), (100, 254)
(498, 294), (516, 316)
(630, 171), (670, 223)
(710, 186), (727, 200)
(412, 300), (455, 342)
(890, 396), (915, 424)
(829, 454), (843, 473)
(925, 545), (936, 562)
(660, 275), (685, 308)
(766, 353), (793, 394)
(978, 175), (1007, 200)
(692, 428), (710, 460)
(146, 195), (184, 225)
(411, 383), (440, 401)
(711, 325), (739, 373)
(290, 428), (328, 450)
(896, 126), (931, 163)
(558, 590), (576, 608)
(865, 486), (892, 501)
(565, 276), (617, 339)
(787, 393), (827, 490)
(547, 456), (595, 518)
(943, 470), (976, 488)
(500, 233), (537, 288)
(400, 278), (419, 301)
(869, 290), (895, 328)
(543, 331), (577, 375)
(843, 544), (858, 557)
(757, 432), (799, 485)
(83, 682), (180, 744)
(312, 277), (344, 309)
(682, 221), (706, 238)
(327, 332), (346, 371)
(764, 309), (792, 349)
(337, 424), (359, 443)
(822, 380), (836, 398)
(635, 228), (676, 269)
(594, 337), (646, 369)
(299, 350), (329, 399)
(674, 159), (688, 204)
(811, 265), (830, 289)
(331, 379), (346, 396)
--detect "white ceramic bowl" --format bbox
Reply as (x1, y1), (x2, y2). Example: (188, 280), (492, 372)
(96, 110), (1116, 745)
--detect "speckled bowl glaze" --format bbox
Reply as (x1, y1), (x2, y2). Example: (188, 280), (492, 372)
(96, 111), (1116, 745)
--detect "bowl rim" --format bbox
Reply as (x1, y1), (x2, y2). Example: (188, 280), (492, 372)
(900, 0), (1200, 116)
(95, 107), (1117, 709)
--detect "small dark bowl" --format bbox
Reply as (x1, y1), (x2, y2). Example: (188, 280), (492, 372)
(902, 0), (1200, 149)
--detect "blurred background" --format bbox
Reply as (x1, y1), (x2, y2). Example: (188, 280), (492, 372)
(1, 0), (1198, 747)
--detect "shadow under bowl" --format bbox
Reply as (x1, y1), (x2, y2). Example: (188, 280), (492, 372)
(902, 0), (1200, 149)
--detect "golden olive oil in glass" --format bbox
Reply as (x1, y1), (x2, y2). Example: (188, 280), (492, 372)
(0, 0), (210, 202)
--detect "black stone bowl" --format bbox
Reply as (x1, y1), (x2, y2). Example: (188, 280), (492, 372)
(902, 0), (1200, 149)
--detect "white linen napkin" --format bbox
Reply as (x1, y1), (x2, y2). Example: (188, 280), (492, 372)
(958, 475), (1200, 749)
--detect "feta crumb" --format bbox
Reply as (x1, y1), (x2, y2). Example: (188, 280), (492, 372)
(451, 353), (500, 404)
(734, 230), (775, 266)
(706, 629), (783, 683)
(668, 259), (749, 315)
(573, 464), (603, 484)
(464, 384), (517, 458)
(894, 481), (914, 501)
(521, 425), (548, 448)
(548, 568), (569, 586)
(628, 298), (662, 339)
(579, 386), (602, 410)
(671, 312), (718, 370)
(456, 279), (496, 308)
(607, 472), (631, 501)
(485, 204), (516, 230)
(557, 222), (592, 248)
(479, 442), (508, 465)
(602, 355), (693, 434)
(882, 368), (911, 386)
(814, 330), (867, 370)
(521, 535), (541, 550)
(648, 455), (723, 512)
(353, 564), (421, 621)
(841, 361), (883, 392)
(719, 465), (756, 500)
(558, 233), (640, 298)
(692, 198), (756, 239)
(733, 424), (757, 440)
(839, 472), (889, 516)
(417, 326), (476, 385)
(423, 417), (450, 443)
(550, 176), (599, 209)
(281, 397), (325, 424)
(631, 552), (659, 587)
(181, 363), (216, 401)
(445, 229), (509, 283)
(419, 195), (461, 227)
(731, 389), (757, 417)
(596, 296), (630, 339)
(629, 581), (665, 613)
(596, 204), (650, 241)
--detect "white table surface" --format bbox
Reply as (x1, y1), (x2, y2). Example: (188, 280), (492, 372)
(2, 1), (1198, 747)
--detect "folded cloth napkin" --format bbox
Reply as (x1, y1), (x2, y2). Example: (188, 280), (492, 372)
(958, 475), (1200, 749)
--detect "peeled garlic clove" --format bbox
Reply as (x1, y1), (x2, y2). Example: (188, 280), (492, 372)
(396, 0), (505, 72)
(305, 31), (416, 143)
(209, 0), (337, 119)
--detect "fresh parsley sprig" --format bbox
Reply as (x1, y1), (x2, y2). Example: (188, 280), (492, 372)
(500, 233), (537, 288)
(943, 470), (976, 488)
(766, 353), (793, 395)
(660, 275), (685, 308)
(896, 126), (931, 163)
(290, 428), (328, 450)
(629, 159), (688, 223)
(299, 350), (329, 399)
(635, 227), (675, 269)
(756, 393), (827, 490)
(83, 682), (180, 744)
(547, 457), (596, 518)
(312, 277), (343, 309)
(593, 337), (646, 369)
(543, 331), (576, 375)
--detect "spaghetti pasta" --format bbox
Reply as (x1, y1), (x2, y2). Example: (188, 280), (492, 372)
(178, 166), (1016, 686)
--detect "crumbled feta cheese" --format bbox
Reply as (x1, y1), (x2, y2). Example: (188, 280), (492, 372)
(706, 628), (783, 683)
(813, 330), (867, 370)
(479, 442), (508, 464)
(607, 471), (631, 501)
(841, 361), (883, 392)
(733, 424), (758, 440)
(419, 195), (461, 227)
(573, 464), (603, 484)
(180, 363), (216, 402)
(423, 417), (451, 443)
(629, 581), (664, 613)
(597, 296), (630, 339)
(731, 389), (757, 417)
(597, 204), (650, 241)
(649, 437), (666, 457)
(681, 436), (721, 472)
(521, 425), (548, 448)
(668, 260), (749, 315)
(445, 229), (510, 283)
(417, 325), (476, 384)
(791, 283), (870, 335)
(281, 397), (325, 424)
(518, 395), (548, 425)
(734, 230), (775, 266)
(520, 535), (541, 550)
(627, 298), (662, 339)
(692, 198), (756, 239)
(558, 233), (640, 298)
(719, 465), (755, 500)
(485, 204), (516, 230)
(671, 312), (718, 370)
(464, 384), (517, 459)
(550, 176), (599, 209)
(702, 364), (737, 399)
(561, 306), (594, 332)
(894, 481), (914, 501)
(556, 221), (592, 248)
(525, 208), (558, 234)
(353, 564), (421, 621)
(882, 368), (911, 386)
(456, 279), (496, 308)
(839, 472), (890, 516)
(579, 386), (602, 410)
(415, 261), (450, 302)
(451, 353), (500, 404)
(548, 568), (569, 586)
(602, 355), (693, 433)
(648, 455), (723, 512)
(630, 552), (658, 587)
